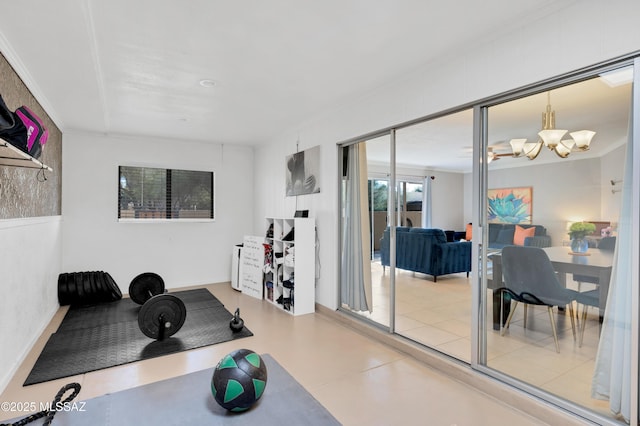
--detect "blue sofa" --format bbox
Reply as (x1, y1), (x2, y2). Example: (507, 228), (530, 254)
(488, 223), (551, 249)
(380, 227), (471, 282)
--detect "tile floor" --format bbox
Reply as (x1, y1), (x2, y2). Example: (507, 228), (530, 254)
(355, 261), (612, 420)
(1, 282), (555, 425)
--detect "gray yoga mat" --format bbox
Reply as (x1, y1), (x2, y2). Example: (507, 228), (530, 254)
(9, 354), (341, 425)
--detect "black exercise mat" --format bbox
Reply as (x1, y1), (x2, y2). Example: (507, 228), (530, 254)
(24, 289), (252, 386)
(10, 354), (341, 426)
(56, 289), (222, 332)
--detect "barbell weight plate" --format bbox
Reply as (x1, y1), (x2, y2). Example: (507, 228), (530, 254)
(57, 273), (70, 305)
(73, 272), (84, 306)
(137, 294), (186, 340)
(94, 271), (107, 301)
(89, 272), (98, 303)
(65, 273), (76, 305)
(91, 271), (106, 303)
(87, 271), (96, 301)
(75, 272), (84, 304)
(104, 272), (123, 301)
(87, 271), (98, 304)
(129, 272), (165, 305)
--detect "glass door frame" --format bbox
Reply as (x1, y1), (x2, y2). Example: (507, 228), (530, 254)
(337, 131), (396, 333)
(337, 52), (640, 425)
(471, 56), (640, 425)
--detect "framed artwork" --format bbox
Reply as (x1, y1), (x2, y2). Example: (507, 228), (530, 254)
(488, 187), (532, 224)
(286, 145), (320, 196)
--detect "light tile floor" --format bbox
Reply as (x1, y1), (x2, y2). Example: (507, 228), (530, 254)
(355, 262), (612, 420)
(0, 283), (550, 425)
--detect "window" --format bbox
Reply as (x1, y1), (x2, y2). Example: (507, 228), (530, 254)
(368, 179), (388, 212)
(118, 166), (214, 220)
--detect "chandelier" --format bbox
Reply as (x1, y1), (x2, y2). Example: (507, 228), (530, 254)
(507, 91), (595, 160)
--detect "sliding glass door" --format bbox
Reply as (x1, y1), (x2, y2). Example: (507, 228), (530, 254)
(393, 110), (473, 361)
(478, 64), (636, 424)
(339, 57), (639, 425)
(340, 134), (392, 327)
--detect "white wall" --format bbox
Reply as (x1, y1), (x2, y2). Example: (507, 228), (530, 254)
(463, 173), (473, 224)
(62, 131), (254, 291)
(0, 217), (61, 391)
(253, 1), (640, 310)
(600, 143), (626, 223)
(430, 172), (465, 231)
(487, 158), (601, 245)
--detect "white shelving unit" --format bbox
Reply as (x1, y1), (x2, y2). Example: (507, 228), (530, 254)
(263, 217), (315, 316)
(0, 137), (52, 171)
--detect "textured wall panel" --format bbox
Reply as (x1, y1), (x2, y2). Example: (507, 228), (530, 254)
(0, 51), (62, 218)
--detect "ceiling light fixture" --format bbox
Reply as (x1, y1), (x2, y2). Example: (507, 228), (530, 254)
(508, 91), (595, 160)
(599, 68), (634, 87)
(487, 147), (498, 163)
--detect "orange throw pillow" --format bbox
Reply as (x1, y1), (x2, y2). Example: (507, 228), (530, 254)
(465, 223), (472, 241)
(514, 225), (535, 246)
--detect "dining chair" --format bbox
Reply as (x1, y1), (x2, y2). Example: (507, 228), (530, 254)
(573, 236), (616, 291)
(575, 289), (599, 348)
(499, 246), (578, 353)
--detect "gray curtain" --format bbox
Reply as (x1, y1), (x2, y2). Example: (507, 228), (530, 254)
(591, 106), (634, 422)
(340, 143), (372, 312)
(421, 176), (432, 228)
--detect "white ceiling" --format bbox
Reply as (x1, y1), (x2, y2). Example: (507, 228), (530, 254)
(365, 73), (632, 172)
(0, 0), (581, 148)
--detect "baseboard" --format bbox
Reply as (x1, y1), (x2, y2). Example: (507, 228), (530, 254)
(314, 303), (591, 426)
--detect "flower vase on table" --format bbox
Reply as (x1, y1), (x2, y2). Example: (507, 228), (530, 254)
(570, 238), (589, 254)
(568, 222), (596, 255)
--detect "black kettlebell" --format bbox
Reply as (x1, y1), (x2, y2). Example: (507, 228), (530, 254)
(229, 308), (244, 332)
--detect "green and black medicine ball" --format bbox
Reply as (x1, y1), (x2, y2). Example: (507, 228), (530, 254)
(211, 349), (268, 412)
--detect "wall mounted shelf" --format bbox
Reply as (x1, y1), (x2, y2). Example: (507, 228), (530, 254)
(0, 137), (51, 171)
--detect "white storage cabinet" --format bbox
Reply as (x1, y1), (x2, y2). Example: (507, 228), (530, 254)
(263, 217), (315, 315)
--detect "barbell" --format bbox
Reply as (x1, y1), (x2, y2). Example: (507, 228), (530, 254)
(129, 272), (187, 341)
(128, 272), (246, 341)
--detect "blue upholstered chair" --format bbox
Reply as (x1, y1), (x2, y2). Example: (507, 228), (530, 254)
(499, 246), (577, 353)
(571, 236), (616, 347)
(575, 290), (599, 348)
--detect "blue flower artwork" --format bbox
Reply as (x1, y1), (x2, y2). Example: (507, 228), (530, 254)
(488, 187), (532, 224)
